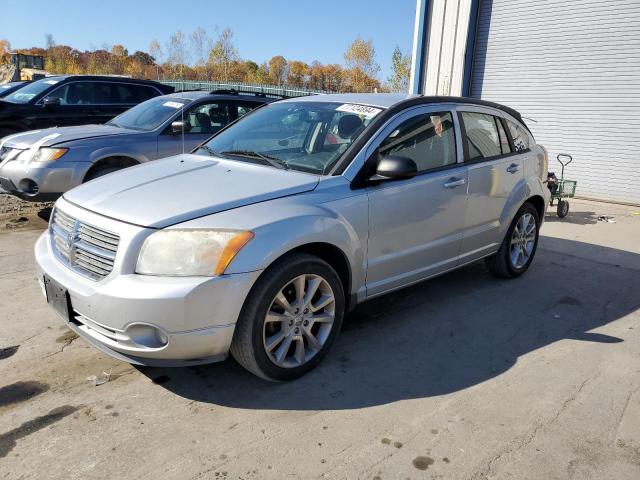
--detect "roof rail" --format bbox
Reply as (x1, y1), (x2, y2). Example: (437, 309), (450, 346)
(210, 88), (290, 99)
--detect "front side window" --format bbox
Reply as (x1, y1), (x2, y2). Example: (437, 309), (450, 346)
(48, 82), (99, 105)
(378, 111), (457, 172)
(107, 96), (190, 131)
(461, 112), (502, 161)
(185, 102), (232, 134)
(507, 119), (530, 152)
(2, 77), (62, 104)
(197, 101), (382, 174)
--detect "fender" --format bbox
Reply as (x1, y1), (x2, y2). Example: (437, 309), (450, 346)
(173, 195), (369, 297)
(89, 147), (148, 165)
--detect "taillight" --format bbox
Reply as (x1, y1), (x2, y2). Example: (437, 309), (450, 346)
(540, 145), (549, 181)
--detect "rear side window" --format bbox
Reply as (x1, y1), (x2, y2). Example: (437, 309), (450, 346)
(507, 120), (530, 152)
(378, 111), (456, 173)
(108, 84), (147, 104)
(461, 112), (502, 161)
(496, 118), (511, 154)
(236, 102), (262, 117)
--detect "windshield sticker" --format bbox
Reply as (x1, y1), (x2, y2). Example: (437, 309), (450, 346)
(44, 80), (59, 85)
(336, 103), (382, 119)
(163, 101), (185, 109)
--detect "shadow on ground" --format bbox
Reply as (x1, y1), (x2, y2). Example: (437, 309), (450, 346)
(138, 237), (640, 410)
(545, 208), (599, 225)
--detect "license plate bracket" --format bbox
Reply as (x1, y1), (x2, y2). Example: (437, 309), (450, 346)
(44, 274), (71, 321)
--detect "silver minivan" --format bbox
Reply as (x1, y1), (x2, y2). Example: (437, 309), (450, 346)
(35, 93), (550, 381)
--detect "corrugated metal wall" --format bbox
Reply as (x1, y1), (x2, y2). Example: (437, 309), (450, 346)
(471, 0), (640, 204)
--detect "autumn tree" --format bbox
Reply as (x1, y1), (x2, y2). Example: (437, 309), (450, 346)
(387, 46), (411, 93)
(165, 31), (189, 78)
(0, 39), (11, 64)
(288, 60), (309, 88)
(190, 27), (211, 66)
(207, 27), (238, 82)
(344, 36), (380, 92)
(268, 55), (288, 85)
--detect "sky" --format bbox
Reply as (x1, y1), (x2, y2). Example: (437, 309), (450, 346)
(2, 0), (417, 80)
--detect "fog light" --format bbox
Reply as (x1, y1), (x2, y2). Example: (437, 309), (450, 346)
(125, 324), (168, 349)
(19, 179), (39, 194)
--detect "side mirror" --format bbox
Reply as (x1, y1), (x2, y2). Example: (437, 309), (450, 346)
(42, 97), (61, 108)
(370, 155), (418, 181)
(171, 121), (191, 134)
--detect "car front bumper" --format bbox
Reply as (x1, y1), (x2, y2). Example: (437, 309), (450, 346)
(34, 231), (262, 366)
(0, 159), (89, 201)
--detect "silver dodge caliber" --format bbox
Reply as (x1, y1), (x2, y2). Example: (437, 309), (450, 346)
(35, 93), (551, 381)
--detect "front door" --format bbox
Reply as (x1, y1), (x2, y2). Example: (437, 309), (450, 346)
(156, 100), (235, 159)
(365, 108), (468, 297)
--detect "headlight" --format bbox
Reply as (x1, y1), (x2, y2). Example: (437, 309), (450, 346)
(32, 147), (68, 162)
(136, 229), (254, 277)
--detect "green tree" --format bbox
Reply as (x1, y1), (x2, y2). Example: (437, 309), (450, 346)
(387, 46), (411, 93)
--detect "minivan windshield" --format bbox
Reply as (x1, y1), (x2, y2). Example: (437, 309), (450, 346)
(2, 77), (62, 103)
(108, 96), (189, 131)
(196, 101), (383, 174)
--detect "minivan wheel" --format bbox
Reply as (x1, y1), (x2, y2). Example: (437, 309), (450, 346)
(486, 202), (540, 278)
(230, 253), (345, 381)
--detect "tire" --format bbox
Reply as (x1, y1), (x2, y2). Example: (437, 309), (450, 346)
(230, 252), (345, 381)
(84, 164), (121, 182)
(557, 200), (569, 218)
(486, 202), (540, 279)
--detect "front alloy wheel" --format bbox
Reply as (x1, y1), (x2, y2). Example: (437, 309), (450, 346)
(263, 274), (335, 368)
(230, 253), (344, 381)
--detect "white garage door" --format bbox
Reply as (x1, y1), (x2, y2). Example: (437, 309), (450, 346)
(471, 0), (640, 204)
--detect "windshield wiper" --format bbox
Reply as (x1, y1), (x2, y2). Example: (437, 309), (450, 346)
(220, 150), (289, 170)
(198, 145), (220, 157)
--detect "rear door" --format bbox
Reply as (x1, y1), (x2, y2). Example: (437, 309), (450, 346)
(90, 82), (160, 124)
(365, 106), (468, 297)
(457, 108), (527, 262)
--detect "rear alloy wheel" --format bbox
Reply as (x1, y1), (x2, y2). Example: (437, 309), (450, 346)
(230, 253), (344, 381)
(486, 202), (540, 278)
(509, 212), (537, 269)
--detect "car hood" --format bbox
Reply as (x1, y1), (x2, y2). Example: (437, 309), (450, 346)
(2, 124), (137, 148)
(63, 154), (320, 228)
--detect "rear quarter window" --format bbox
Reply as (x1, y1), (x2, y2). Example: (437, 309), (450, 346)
(507, 119), (530, 152)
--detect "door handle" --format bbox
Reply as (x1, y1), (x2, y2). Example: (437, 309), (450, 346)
(507, 163), (520, 174)
(443, 177), (466, 188)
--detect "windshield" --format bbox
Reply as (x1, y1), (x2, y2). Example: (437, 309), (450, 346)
(108, 96), (189, 131)
(2, 77), (62, 103)
(196, 101), (383, 174)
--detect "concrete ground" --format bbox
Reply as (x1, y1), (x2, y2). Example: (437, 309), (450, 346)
(0, 198), (639, 480)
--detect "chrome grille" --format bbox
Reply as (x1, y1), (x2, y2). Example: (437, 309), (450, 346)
(50, 208), (119, 281)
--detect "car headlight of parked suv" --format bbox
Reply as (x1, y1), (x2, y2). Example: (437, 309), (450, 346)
(135, 229), (254, 277)
(32, 147), (69, 163)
